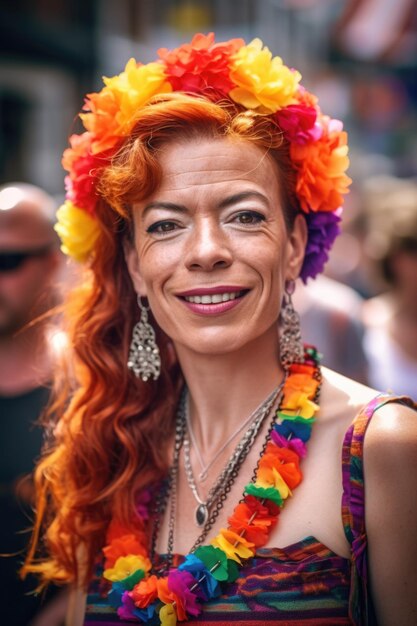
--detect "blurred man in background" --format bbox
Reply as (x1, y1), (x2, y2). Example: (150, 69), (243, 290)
(0, 183), (67, 625)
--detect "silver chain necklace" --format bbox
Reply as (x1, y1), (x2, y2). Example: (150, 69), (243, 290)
(185, 391), (278, 482)
(183, 385), (283, 528)
(150, 380), (286, 573)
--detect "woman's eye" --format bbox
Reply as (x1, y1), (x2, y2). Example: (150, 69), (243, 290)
(234, 211), (265, 225)
(146, 221), (179, 234)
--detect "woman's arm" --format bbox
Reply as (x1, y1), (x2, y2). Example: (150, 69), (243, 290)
(65, 588), (86, 626)
(365, 401), (417, 625)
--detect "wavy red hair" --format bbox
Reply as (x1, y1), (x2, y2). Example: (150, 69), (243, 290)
(23, 93), (301, 589)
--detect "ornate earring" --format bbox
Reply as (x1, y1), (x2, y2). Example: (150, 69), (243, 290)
(279, 279), (304, 369)
(127, 296), (161, 381)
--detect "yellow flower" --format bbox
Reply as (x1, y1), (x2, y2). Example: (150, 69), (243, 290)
(284, 391), (319, 419)
(229, 38), (301, 113)
(256, 467), (292, 499)
(103, 554), (151, 583)
(81, 59), (172, 152)
(159, 603), (177, 626)
(211, 529), (255, 563)
(54, 201), (100, 262)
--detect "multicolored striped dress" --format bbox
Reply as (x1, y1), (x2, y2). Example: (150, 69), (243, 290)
(85, 395), (415, 625)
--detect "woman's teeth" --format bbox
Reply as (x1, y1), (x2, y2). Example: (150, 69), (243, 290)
(184, 291), (243, 304)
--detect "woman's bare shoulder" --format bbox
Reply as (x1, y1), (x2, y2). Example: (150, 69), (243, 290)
(319, 366), (379, 425)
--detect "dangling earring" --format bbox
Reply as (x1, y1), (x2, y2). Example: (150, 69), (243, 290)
(127, 295), (161, 381)
(279, 279), (304, 369)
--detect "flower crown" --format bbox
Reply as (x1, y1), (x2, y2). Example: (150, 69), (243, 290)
(56, 33), (351, 281)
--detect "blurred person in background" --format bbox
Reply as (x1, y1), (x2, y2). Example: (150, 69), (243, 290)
(295, 274), (369, 384)
(362, 177), (417, 397)
(0, 183), (68, 625)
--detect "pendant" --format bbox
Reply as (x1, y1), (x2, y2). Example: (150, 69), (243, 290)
(195, 503), (208, 527)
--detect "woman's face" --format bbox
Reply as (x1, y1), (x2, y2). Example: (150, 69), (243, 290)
(126, 137), (306, 356)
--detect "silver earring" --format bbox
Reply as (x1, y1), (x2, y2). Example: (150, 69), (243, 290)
(127, 296), (161, 381)
(279, 280), (304, 369)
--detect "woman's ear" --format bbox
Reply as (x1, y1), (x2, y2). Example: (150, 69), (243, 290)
(123, 239), (148, 297)
(285, 213), (308, 281)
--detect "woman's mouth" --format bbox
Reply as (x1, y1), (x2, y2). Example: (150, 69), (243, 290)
(183, 290), (246, 304)
(177, 288), (250, 315)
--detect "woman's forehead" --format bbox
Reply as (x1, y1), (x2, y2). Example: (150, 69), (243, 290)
(154, 137), (281, 195)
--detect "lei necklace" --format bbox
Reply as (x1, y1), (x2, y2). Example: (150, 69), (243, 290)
(55, 32), (351, 282)
(101, 346), (321, 625)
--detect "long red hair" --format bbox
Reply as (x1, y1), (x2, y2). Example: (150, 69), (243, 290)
(23, 94), (300, 588)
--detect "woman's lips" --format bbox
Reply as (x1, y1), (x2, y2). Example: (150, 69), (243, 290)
(177, 288), (249, 316)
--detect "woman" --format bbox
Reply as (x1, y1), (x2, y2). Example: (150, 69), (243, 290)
(23, 34), (416, 625)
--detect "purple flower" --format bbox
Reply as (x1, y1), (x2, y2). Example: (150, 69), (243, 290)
(301, 210), (342, 282)
(118, 590), (156, 622)
(167, 569), (202, 617)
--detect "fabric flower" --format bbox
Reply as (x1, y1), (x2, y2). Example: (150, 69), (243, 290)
(158, 32), (243, 95)
(229, 38), (301, 113)
(159, 603), (177, 626)
(228, 500), (278, 547)
(300, 210), (341, 282)
(194, 545), (239, 582)
(274, 419), (312, 442)
(167, 569), (202, 617)
(271, 430), (307, 457)
(81, 59), (172, 153)
(119, 591), (157, 621)
(245, 483), (283, 506)
(103, 534), (149, 569)
(291, 115), (351, 213)
(54, 201), (100, 262)
(130, 574), (158, 608)
(178, 554), (221, 599)
(211, 529), (255, 564)
(103, 554), (149, 585)
(276, 104), (321, 145)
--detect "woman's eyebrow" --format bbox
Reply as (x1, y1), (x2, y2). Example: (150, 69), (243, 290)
(217, 191), (270, 209)
(142, 201), (188, 216)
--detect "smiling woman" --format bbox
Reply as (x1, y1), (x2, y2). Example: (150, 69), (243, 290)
(22, 34), (417, 626)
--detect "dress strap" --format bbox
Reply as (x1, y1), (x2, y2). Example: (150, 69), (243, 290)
(342, 393), (416, 625)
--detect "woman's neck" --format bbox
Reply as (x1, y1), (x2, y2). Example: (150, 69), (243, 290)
(173, 324), (284, 458)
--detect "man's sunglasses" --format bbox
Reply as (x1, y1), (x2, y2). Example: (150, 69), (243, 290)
(0, 245), (54, 272)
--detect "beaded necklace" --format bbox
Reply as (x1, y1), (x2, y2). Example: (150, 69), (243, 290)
(101, 346), (321, 625)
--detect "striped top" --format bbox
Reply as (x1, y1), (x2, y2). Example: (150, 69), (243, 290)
(85, 395), (415, 625)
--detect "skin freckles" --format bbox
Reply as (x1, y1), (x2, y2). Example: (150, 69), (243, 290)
(125, 137), (307, 358)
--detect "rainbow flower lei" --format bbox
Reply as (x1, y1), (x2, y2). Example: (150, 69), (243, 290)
(55, 33), (351, 282)
(100, 346), (321, 624)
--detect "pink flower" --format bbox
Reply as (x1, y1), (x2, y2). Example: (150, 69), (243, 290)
(276, 104), (321, 145)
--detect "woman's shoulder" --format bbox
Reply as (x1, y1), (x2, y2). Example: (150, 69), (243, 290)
(320, 365), (417, 453)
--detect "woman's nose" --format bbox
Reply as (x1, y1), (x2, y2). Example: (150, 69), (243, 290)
(184, 219), (233, 271)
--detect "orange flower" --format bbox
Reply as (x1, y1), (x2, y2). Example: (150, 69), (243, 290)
(81, 88), (122, 153)
(158, 32), (243, 94)
(228, 500), (278, 547)
(291, 115), (351, 213)
(130, 574), (158, 608)
(258, 449), (302, 489)
(103, 534), (149, 569)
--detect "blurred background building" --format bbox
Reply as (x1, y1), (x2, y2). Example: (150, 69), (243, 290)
(1, 0), (416, 199)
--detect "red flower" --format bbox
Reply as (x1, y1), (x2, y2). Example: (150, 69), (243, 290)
(158, 32), (243, 95)
(276, 104), (321, 145)
(63, 133), (112, 214)
(228, 499), (278, 547)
